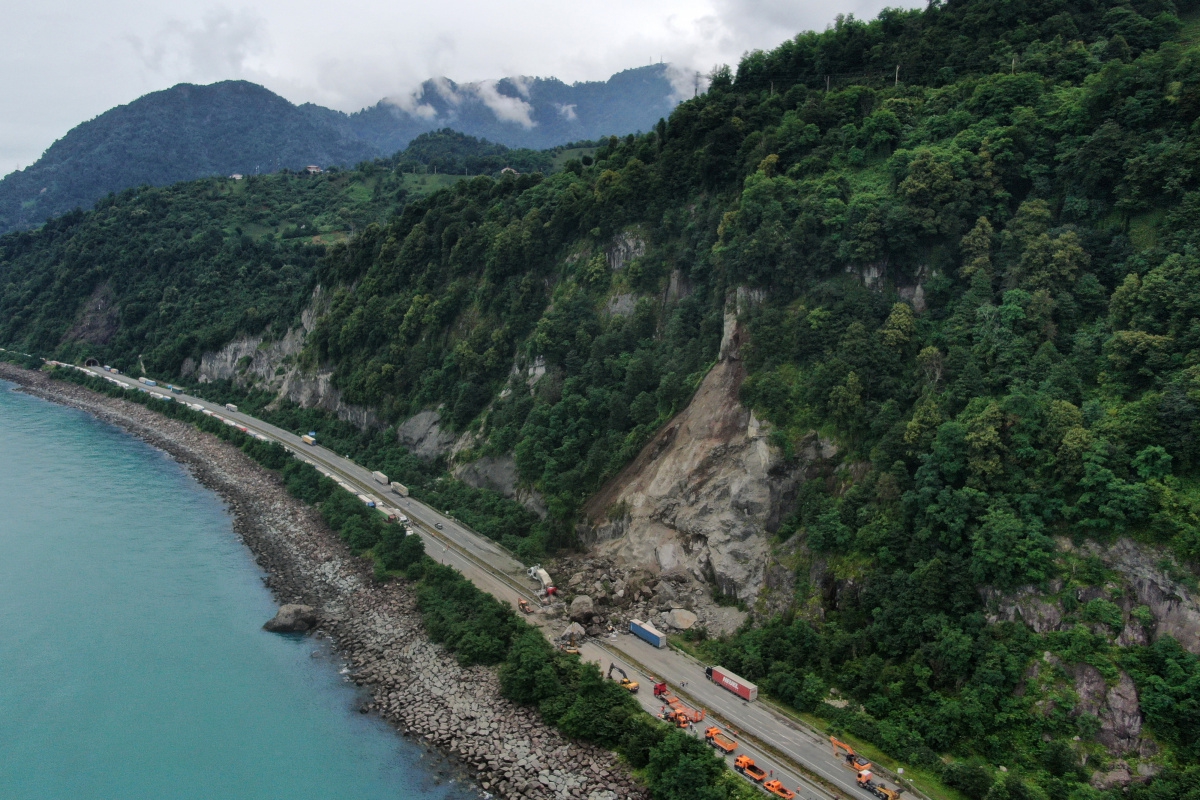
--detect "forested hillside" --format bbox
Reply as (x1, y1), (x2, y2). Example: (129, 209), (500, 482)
(0, 65), (674, 236)
(5, 0), (1200, 797)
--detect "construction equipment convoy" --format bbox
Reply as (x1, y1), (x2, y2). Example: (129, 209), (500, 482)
(831, 736), (873, 773)
(856, 769), (904, 799)
(606, 663), (639, 693)
(704, 726), (737, 754)
(733, 755), (767, 782)
(653, 682), (705, 727)
(706, 665), (758, 701)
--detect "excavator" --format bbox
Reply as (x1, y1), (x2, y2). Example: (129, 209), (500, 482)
(831, 736), (872, 773)
(607, 663), (639, 693)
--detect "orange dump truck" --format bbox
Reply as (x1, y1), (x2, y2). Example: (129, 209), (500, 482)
(763, 780), (796, 799)
(704, 727), (737, 754)
(733, 755), (766, 782)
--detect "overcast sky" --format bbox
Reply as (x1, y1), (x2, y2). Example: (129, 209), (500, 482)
(3, 0), (920, 173)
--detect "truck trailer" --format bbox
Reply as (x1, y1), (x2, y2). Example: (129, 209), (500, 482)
(629, 619), (667, 648)
(390, 481), (409, 497)
(224, 403), (238, 413)
(705, 666), (758, 701)
(301, 435), (316, 445)
(372, 470), (388, 485)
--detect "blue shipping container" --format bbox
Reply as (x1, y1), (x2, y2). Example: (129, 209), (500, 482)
(630, 619), (667, 648)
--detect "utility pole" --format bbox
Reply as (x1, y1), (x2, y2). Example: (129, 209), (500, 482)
(895, 64), (900, 87)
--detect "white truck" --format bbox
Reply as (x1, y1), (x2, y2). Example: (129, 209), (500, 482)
(372, 470), (388, 485)
(390, 481), (409, 497)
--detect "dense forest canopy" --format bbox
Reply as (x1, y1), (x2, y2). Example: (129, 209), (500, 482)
(7, 0), (1200, 797)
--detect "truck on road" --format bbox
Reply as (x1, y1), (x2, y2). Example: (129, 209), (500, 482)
(224, 403), (238, 412)
(390, 481), (409, 497)
(733, 755), (767, 782)
(630, 619), (667, 648)
(357, 494), (377, 508)
(372, 470), (388, 485)
(301, 434), (316, 445)
(704, 727), (737, 754)
(138, 377), (157, 386)
(706, 665), (758, 701)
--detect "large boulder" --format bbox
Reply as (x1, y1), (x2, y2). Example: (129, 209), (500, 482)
(569, 595), (595, 623)
(666, 608), (698, 630)
(263, 604), (318, 633)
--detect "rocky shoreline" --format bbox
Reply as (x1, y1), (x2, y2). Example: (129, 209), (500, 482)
(0, 364), (647, 800)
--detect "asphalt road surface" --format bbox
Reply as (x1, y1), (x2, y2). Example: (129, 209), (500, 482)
(86, 367), (920, 800)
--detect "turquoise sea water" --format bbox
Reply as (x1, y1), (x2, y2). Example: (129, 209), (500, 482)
(0, 381), (478, 800)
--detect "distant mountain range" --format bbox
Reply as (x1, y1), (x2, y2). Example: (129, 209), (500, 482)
(0, 65), (679, 235)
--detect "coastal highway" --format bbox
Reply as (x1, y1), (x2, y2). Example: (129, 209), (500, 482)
(84, 366), (913, 800)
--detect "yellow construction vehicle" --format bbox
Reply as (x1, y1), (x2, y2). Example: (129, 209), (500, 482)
(517, 598), (532, 614)
(606, 662), (639, 693)
(857, 769), (904, 800)
(831, 736), (872, 773)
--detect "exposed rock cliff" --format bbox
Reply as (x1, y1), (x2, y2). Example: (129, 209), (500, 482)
(581, 291), (832, 603)
(981, 537), (1200, 655)
(185, 287), (382, 429)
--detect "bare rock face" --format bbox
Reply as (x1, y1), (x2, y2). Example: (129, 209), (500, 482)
(1095, 539), (1200, 654)
(264, 604), (318, 633)
(569, 595), (595, 623)
(189, 287), (381, 430)
(1091, 762), (1133, 790)
(582, 290), (827, 604)
(1072, 665), (1149, 756)
(981, 581), (1066, 633)
(453, 454), (548, 518)
(64, 282), (119, 345)
(397, 410), (455, 459)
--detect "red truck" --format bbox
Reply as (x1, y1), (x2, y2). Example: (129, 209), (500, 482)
(706, 666), (759, 701)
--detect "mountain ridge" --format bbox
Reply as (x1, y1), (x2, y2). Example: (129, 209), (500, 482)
(0, 65), (678, 235)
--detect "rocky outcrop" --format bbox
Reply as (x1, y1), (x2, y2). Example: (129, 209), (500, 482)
(1091, 538), (1200, 654)
(582, 290), (829, 603)
(606, 231), (645, 272)
(981, 581), (1065, 633)
(263, 604), (318, 633)
(64, 282), (119, 345)
(453, 454), (548, 519)
(186, 287), (382, 430)
(397, 410), (455, 459)
(1072, 665), (1152, 756)
(983, 539), (1200, 655)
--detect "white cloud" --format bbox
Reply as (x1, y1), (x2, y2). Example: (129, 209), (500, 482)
(2, 0), (925, 169)
(555, 103), (577, 121)
(127, 8), (268, 84)
(466, 80), (536, 128)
